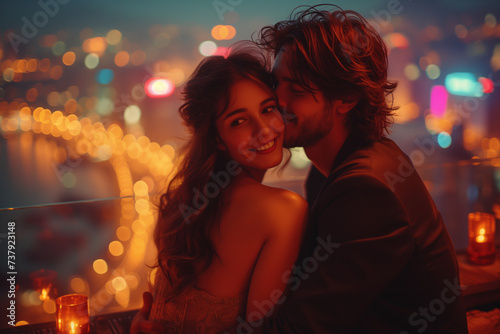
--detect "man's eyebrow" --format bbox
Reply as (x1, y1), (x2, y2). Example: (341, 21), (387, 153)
(222, 97), (276, 120)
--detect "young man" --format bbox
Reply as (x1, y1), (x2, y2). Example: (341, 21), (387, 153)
(240, 5), (468, 333)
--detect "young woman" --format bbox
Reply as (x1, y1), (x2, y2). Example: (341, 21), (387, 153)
(131, 48), (308, 333)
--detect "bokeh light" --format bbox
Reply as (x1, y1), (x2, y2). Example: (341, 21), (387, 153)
(83, 37), (107, 56)
(430, 85), (448, 118)
(52, 41), (66, 56)
(199, 41), (217, 56)
(211, 25), (237, 40)
(106, 29), (122, 45)
(62, 51), (76, 66)
(124, 105), (142, 124)
(425, 64), (441, 80)
(116, 226), (131, 241)
(478, 77), (494, 93)
(144, 77), (174, 98)
(445, 72), (484, 97)
(114, 51), (130, 67)
(43, 300), (56, 314)
(61, 172), (77, 188)
(84, 53), (99, 69)
(70, 277), (86, 293)
(404, 64), (420, 81)
(93, 259), (108, 274)
(109, 241), (124, 256)
(96, 69), (114, 84)
(112, 277), (127, 292)
(437, 132), (452, 148)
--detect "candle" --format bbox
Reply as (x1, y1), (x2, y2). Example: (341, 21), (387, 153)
(30, 269), (57, 301)
(55, 294), (89, 334)
(41, 288), (49, 301)
(467, 212), (496, 265)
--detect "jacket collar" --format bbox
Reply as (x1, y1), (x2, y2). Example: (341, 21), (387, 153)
(307, 130), (371, 216)
(328, 130), (372, 176)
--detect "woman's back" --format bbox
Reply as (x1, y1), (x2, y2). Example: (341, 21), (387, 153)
(150, 177), (308, 332)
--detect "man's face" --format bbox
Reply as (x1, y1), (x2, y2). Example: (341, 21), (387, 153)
(272, 46), (334, 149)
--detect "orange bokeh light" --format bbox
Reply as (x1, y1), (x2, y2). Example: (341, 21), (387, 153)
(62, 52), (76, 66)
(39, 58), (51, 72)
(49, 65), (63, 80)
(211, 25), (236, 40)
(83, 37), (107, 56)
(114, 51), (130, 67)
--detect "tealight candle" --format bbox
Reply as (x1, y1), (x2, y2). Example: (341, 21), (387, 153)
(30, 269), (57, 301)
(56, 294), (89, 334)
(467, 212), (496, 265)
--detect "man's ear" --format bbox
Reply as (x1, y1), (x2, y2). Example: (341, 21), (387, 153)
(333, 99), (358, 114)
(216, 136), (226, 150)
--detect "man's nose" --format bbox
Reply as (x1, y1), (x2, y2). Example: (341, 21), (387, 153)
(275, 86), (287, 110)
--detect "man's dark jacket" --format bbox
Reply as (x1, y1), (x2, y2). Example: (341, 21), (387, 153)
(247, 132), (468, 333)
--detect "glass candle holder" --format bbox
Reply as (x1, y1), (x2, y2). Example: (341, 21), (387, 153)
(56, 294), (89, 334)
(30, 269), (57, 301)
(467, 212), (496, 265)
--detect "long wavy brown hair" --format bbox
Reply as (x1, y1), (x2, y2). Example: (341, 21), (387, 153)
(256, 4), (398, 141)
(154, 46), (276, 302)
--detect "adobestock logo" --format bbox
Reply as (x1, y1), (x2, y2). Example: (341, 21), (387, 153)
(213, 0), (243, 22)
(7, 0), (71, 54)
(178, 159), (242, 224)
(401, 277), (463, 334)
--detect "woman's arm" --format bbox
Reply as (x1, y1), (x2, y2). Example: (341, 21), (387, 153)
(245, 191), (308, 323)
(129, 292), (165, 334)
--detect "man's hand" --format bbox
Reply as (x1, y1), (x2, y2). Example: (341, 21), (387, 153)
(129, 292), (165, 334)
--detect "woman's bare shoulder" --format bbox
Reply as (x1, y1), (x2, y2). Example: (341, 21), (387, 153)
(228, 180), (308, 232)
(232, 179), (307, 208)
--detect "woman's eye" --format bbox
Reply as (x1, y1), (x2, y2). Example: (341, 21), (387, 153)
(263, 106), (277, 114)
(230, 119), (245, 127)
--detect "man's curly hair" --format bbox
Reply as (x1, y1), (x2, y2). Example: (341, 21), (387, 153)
(256, 4), (398, 141)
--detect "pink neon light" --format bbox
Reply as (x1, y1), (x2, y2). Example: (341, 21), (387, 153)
(213, 46), (231, 58)
(478, 77), (494, 94)
(430, 85), (448, 118)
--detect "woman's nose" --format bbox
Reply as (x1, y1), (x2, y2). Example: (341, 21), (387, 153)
(252, 118), (273, 142)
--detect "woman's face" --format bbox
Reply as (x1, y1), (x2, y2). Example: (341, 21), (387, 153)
(215, 79), (284, 173)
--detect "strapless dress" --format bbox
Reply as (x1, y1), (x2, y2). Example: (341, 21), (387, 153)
(150, 272), (247, 334)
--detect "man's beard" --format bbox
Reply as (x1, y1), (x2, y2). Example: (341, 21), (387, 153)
(283, 111), (334, 149)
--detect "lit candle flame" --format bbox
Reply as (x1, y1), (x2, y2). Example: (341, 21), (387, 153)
(70, 321), (76, 334)
(479, 228), (485, 235)
(476, 234), (486, 243)
(40, 288), (49, 301)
